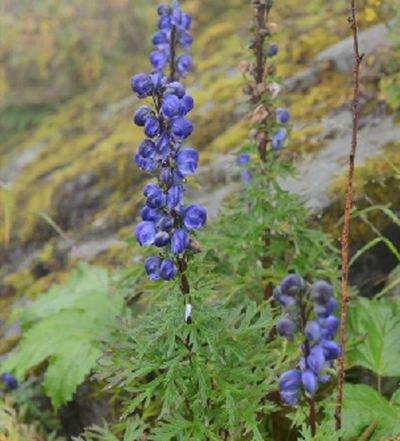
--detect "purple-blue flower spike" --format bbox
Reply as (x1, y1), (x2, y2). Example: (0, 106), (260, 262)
(275, 275), (340, 406)
(131, 2), (206, 284)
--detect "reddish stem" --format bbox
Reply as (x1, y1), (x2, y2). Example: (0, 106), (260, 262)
(335, 0), (363, 432)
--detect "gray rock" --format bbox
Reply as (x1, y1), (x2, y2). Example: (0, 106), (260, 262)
(315, 23), (390, 73)
(281, 112), (400, 213)
(70, 237), (124, 261)
(284, 66), (324, 92)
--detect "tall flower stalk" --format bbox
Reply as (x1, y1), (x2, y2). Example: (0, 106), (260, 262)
(238, 0), (289, 170)
(335, 0), (363, 432)
(275, 275), (340, 436)
(131, 2), (206, 305)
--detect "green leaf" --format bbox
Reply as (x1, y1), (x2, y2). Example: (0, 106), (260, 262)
(391, 389), (400, 408)
(347, 297), (400, 376)
(342, 384), (400, 440)
(1, 264), (122, 409)
(18, 263), (112, 326)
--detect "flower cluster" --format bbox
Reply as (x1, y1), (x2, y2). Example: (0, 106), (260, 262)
(274, 275), (340, 406)
(131, 2), (206, 281)
(236, 106), (290, 182)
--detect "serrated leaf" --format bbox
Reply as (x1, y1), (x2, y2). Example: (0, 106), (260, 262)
(1, 264), (122, 409)
(342, 384), (400, 440)
(19, 263), (111, 326)
(347, 297), (400, 376)
(44, 342), (102, 409)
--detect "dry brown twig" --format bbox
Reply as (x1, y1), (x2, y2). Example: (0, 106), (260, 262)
(335, 0), (363, 432)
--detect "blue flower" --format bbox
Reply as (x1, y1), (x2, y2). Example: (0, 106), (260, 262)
(279, 369), (301, 391)
(157, 4), (172, 16)
(311, 280), (333, 304)
(181, 13), (191, 30)
(305, 321), (321, 343)
(144, 116), (161, 138)
(131, 73), (153, 98)
(301, 370), (317, 395)
(176, 54), (192, 76)
(141, 206), (161, 222)
(144, 256), (161, 280)
(321, 340), (340, 360)
(137, 139), (156, 158)
(1, 373), (18, 391)
(164, 81), (186, 98)
(171, 117), (193, 139)
(144, 184), (166, 208)
(307, 345), (326, 374)
(159, 166), (173, 185)
(314, 297), (337, 318)
(167, 184), (184, 209)
(280, 274), (304, 296)
(158, 15), (172, 30)
(160, 258), (177, 280)
(276, 107), (290, 124)
(152, 31), (169, 46)
(178, 30), (193, 49)
(236, 154), (250, 166)
(157, 215), (174, 231)
(180, 95), (194, 114)
(241, 169), (252, 184)
(268, 43), (279, 57)
(156, 132), (171, 157)
(150, 50), (169, 70)
(161, 94), (181, 118)
(134, 106), (152, 126)
(171, 228), (188, 254)
(271, 128), (287, 150)
(279, 370), (301, 405)
(318, 315), (339, 339)
(176, 148), (198, 176)
(276, 317), (296, 338)
(280, 389), (299, 406)
(135, 221), (156, 246)
(135, 154), (155, 173)
(273, 286), (296, 309)
(183, 205), (207, 230)
(154, 231), (171, 247)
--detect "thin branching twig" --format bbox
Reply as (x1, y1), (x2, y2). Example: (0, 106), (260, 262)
(335, 0), (363, 432)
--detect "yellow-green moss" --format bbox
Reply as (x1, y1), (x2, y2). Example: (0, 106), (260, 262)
(323, 142), (400, 242)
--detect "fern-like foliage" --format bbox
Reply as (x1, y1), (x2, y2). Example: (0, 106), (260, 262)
(1, 263), (123, 409)
(101, 286), (280, 440)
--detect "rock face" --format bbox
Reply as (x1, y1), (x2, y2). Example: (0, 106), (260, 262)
(281, 112), (400, 213)
(315, 23), (391, 73)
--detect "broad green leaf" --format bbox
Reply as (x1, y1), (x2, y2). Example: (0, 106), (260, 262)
(347, 297), (400, 376)
(342, 384), (400, 440)
(44, 343), (102, 409)
(1, 264), (123, 409)
(18, 263), (111, 326)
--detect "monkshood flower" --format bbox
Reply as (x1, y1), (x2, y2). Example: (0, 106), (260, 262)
(275, 275), (340, 406)
(271, 128), (287, 151)
(276, 108), (290, 124)
(268, 43), (279, 57)
(131, 1), (206, 282)
(236, 153), (252, 184)
(0, 373), (18, 391)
